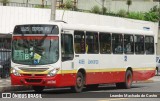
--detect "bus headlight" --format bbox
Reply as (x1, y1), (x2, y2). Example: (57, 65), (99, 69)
(47, 68), (59, 77)
(12, 68), (21, 76)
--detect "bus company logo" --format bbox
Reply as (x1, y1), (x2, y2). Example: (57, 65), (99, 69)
(2, 93), (11, 98)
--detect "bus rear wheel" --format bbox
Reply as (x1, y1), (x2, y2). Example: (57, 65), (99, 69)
(71, 72), (85, 93)
(116, 70), (132, 89)
(32, 86), (45, 92)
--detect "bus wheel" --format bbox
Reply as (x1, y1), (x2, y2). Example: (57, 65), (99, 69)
(116, 70), (132, 89)
(86, 84), (99, 90)
(32, 86), (45, 92)
(71, 72), (84, 93)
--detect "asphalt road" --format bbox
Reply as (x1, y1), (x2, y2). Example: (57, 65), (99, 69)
(4, 79), (160, 101)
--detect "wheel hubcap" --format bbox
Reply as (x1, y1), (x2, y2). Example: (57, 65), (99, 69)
(77, 77), (82, 87)
(127, 75), (131, 86)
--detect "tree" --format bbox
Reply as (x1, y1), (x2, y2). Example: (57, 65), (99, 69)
(2, 0), (9, 6)
(101, 0), (105, 15)
(126, 0), (132, 14)
(42, 0), (44, 8)
(50, 0), (56, 21)
(26, 0), (29, 7)
(65, 0), (74, 9)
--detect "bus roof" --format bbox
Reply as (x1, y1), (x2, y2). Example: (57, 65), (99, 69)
(62, 23), (154, 36)
(15, 21), (154, 36)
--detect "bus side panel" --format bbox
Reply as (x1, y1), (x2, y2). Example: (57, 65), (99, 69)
(84, 54), (126, 85)
(132, 70), (155, 81)
(60, 73), (76, 87)
(85, 71), (125, 85)
(61, 61), (76, 87)
(93, 55), (126, 84)
(127, 55), (156, 81)
(85, 72), (102, 85)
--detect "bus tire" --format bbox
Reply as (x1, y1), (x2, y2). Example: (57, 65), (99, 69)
(32, 86), (45, 92)
(116, 70), (132, 89)
(71, 72), (84, 93)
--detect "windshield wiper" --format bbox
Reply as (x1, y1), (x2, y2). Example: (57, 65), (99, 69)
(37, 34), (48, 46)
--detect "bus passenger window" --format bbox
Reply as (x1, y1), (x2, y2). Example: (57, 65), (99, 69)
(145, 36), (154, 54)
(61, 34), (74, 61)
(112, 34), (123, 54)
(99, 33), (111, 54)
(135, 35), (144, 54)
(74, 31), (85, 54)
(124, 35), (134, 54)
(86, 32), (99, 54)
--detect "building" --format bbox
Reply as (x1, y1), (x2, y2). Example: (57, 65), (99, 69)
(77, 0), (160, 12)
(0, 0), (159, 12)
(0, 0), (159, 55)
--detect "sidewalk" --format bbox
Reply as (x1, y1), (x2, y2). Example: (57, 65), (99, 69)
(0, 76), (160, 92)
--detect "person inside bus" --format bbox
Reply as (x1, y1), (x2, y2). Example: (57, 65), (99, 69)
(125, 43), (131, 53)
(80, 37), (85, 53)
(86, 44), (88, 53)
(115, 44), (123, 53)
(101, 43), (111, 53)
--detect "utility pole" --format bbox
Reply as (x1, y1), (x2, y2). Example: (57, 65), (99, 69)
(102, 0), (105, 15)
(26, 0), (29, 7)
(50, 0), (57, 21)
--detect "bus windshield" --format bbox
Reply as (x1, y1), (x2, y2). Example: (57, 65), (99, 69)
(12, 36), (59, 65)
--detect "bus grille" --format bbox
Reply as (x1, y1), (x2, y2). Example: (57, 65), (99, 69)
(22, 74), (46, 77)
(25, 79), (42, 83)
(19, 68), (49, 73)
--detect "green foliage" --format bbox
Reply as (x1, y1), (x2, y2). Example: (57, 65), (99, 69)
(1, 0), (9, 6)
(148, 5), (160, 22)
(91, 5), (101, 14)
(126, 0), (132, 13)
(101, 7), (107, 14)
(117, 9), (127, 17)
(59, 4), (65, 9)
(89, 4), (160, 22)
(144, 12), (159, 22)
(126, 11), (159, 22)
(105, 12), (119, 17)
(2, 0), (9, 3)
(34, 5), (50, 9)
(150, 5), (159, 12)
(126, 0), (132, 6)
(65, 0), (74, 9)
(127, 12), (145, 20)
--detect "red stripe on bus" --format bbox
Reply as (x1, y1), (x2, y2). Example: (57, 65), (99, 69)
(11, 70), (155, 87)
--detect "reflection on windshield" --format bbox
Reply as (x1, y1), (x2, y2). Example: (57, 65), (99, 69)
(12, 36), (59, 65)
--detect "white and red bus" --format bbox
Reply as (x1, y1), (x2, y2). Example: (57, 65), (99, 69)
(11, 22), (156, 93)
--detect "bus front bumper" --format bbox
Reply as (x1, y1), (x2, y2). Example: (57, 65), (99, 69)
(10, 73), (62, 87)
